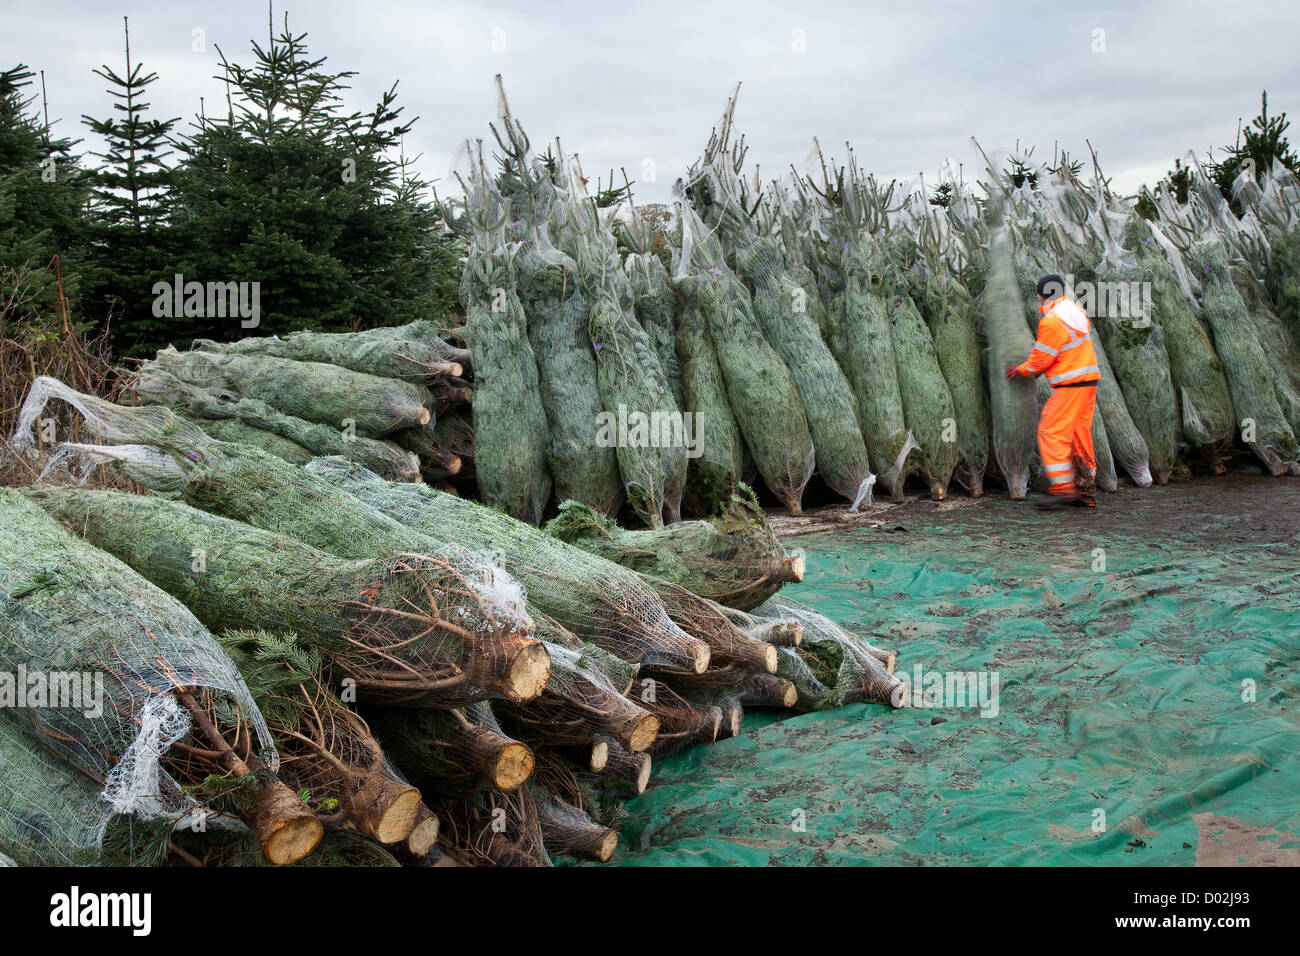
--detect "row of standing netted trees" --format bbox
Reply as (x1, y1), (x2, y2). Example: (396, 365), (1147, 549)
(441, 81), (1300, 527)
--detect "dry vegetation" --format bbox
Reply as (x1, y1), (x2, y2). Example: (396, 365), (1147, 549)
(0, 261), (129, 488)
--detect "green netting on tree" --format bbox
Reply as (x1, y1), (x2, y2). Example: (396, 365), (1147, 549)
(675, 200), (814, 512)
(29, 487), (546, 707)
(826, 235), (919, 500)
(688, 268), (815, 514)
(780, 193), (842, 327)
(813, 243), (847, 317)
(673, 277), (744, 516)
(1012, 241), (1066, 307)
(193, 321), (463, 381)
(793, 259), (835, 346)
(461, 241), (553, 524)
(980, 230), (1038, 499)
(15, 382), (699, 689)
(1131, 223), (1235, 467)
(183, 417), (315, 464)
(573, 235), (686, 527)
(1092, 264), (1180, 484)
(749, 595), (904, 711)
(1088, 323), (1153, 487)
(0, 487), (276, 863)
(1091, 394), (1119, 492)
(588, 292), (687, 527)
(1235, 262), (1300, 443)
(147, 347), (433, 437)
(887, 289), (958, 499)
(883, 232), (925, 300)
(135, 365), (420, 481)
(733, 233), (876, 509)
(552, 156), (685, 528)
(919, 275), (990, 495)
(1197, 238), (1299, 474)
(303, 457), (709, 674)
(544, 488), (801, 611)
(517, 244), (622, 516)
(624, 250), (684, 407)
(1268, 226), (1300, 345)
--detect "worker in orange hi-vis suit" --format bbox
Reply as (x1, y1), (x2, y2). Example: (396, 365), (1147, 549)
(1005, 275), (1100, 511)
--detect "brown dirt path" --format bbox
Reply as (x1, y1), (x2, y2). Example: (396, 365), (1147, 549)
(770, 474), (1300, 549)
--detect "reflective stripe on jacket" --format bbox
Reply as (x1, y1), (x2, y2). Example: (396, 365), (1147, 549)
(1017, 295), (1102, 387)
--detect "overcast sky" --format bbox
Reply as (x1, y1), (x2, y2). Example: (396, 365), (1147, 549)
(4, 0), (1298, 203)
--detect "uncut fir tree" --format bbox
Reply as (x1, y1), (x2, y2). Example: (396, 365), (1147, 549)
(165, 13), (457, 350)
(0, 64), (89, 314)
(79, 17), (180, 356)
(1211, 91), (1300, 213)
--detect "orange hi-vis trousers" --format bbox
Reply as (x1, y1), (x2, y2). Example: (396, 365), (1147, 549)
(1039, 384), (1097, 500)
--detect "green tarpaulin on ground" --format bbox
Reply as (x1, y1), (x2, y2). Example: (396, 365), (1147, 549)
(603, 483), (1300, 865)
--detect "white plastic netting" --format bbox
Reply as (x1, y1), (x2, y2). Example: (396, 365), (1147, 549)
(303, 457), (709, 674)
(102, 693), (192, 818)
(750, 594), (905, 710)
(12, 379), (698, 682)
(0, 488), (274, 864)
(462, 550), (530, 627)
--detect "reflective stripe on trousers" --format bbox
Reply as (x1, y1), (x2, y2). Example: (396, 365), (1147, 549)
(1043, 461), (1075, 487)
(1039, 385), (1097, 499)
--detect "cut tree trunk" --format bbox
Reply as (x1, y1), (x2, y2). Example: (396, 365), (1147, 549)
(599, 739), (652, 794)
(342, 770), (423, 845)
(535, 790), (618, 863)
(404, 806), (441, 858)
(736, 674), (799, 709)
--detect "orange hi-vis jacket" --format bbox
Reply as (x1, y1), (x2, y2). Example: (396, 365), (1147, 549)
(1016, 295), (1102, 387)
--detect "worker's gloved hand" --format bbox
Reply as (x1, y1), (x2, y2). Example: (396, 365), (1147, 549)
(1005, 364), (1022, 381)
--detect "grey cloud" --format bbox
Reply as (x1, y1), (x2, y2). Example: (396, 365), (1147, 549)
(3, 0), (1296, 205)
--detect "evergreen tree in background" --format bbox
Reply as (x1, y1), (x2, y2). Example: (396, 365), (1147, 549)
(79, 17), (179, 354)
(1136, 158), (1194, 221)
(160, 12), (458, 350)
(1139, 91), (1298, 220)
(1212, 91), (1299, 210)
(4, 13), (1285, 358)
(0, 64), (89, 315)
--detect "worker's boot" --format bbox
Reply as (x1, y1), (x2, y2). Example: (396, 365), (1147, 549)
(1034, 493), (1081, 511)
(1074, 465), (1097, 509)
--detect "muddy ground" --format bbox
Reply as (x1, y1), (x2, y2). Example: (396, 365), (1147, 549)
(612, 472), (1300, 866)
(769, 473), (1300, 549)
